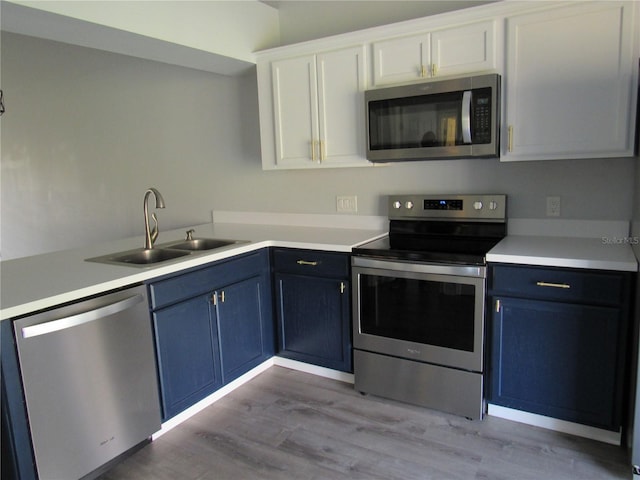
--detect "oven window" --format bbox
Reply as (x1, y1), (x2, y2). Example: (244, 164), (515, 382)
(359, 274), (475, 352)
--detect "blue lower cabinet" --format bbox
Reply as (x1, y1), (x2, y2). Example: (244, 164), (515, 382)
(488, 264), (632, 431)
(490, 297), (621, 429)
(153, 294), (222, 420)
(149, 250), (274, 421)
(215, 276), (273, 384)
(273, 248), (352, 372)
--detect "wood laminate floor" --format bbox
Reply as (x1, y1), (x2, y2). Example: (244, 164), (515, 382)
(99, 366), (631, 480)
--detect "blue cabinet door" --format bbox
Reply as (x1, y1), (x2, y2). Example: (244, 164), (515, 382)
(275, 273), (351, 372)
(153, 294), (222, 420)
(490, 296), (622, 430)
(215, 274), (274, 383)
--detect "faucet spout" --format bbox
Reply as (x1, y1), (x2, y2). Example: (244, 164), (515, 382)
(143, 188), (165, 249)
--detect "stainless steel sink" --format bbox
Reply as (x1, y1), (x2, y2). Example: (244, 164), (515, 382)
(86, 248), (191, 267)
(113, 248), (191, 265)
(159, 238), (237, 251)
(85, 238), (246, 267)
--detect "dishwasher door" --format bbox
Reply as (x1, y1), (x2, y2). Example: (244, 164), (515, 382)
(14, 285), (161, 480)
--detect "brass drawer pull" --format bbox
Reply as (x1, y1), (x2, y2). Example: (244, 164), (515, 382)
(536, 281), (571, 289)
(296, 260), (319, 266)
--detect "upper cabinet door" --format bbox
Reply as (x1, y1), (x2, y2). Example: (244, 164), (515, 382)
(372, 34), (430, 86)
(264, 46), (369, 169)
(271, 55), (319, 167)
(316, 46), (367, 166)
(503, 2), (637, 161)
(431, 20), (496, 78)
(372, 20), (496, 86)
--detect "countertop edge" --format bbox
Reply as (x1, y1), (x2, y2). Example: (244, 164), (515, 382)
(486, 253), (638, 273)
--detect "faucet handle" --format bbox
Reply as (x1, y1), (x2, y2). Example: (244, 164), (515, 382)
(150, 213), (159, 246)
(185, 229), (195, 241)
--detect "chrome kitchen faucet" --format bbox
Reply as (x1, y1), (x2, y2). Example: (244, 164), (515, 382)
(143, 188), (165, 249)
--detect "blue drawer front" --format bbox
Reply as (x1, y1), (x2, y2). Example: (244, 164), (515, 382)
(149, 250), (268, 309)
(489, 264), (625, 305)
(272, 248), (349, 278)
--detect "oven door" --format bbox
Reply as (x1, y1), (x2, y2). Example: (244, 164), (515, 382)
(352, 257), (486, 373)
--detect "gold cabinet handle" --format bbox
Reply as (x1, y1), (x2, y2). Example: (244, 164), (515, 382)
(536, 281), (571, 289)
(431, 63), (437, 77)
(319, 140), (325, 162)
(340, 282), (346, 294)
(495, 299), (501, 313)
(420, 64), (427, 77)
(211, 290), (225, 305)
(296, 260), (319, 266)
(311, 140), (317, 162)
(508, 125), (514, 152)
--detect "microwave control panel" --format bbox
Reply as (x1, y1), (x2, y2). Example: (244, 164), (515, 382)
(472, 89), (492, 144)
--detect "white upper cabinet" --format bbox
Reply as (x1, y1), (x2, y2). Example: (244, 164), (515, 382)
(257, 1), (638, 169)
(261, 45), (368, 169)
(317, 48), (368, 167)
(502, 2), (638, 161)
(431, 21), (497, 79)
(372, 34), (431, 86)
(372, 20), (496, 86)
(270, 54), (318, 167)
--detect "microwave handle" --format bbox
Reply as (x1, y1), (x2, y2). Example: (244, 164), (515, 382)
(461, 90), (472, 144)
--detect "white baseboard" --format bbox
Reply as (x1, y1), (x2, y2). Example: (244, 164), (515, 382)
(487, 404), (621, 445)
(152, 358), (274, 439)
(152, 356), (353, 439)
(153, 361), (619, 447)
(273, 356), (354, 384)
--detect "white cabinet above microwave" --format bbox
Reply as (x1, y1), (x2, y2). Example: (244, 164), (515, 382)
(372, 20), (497, 87)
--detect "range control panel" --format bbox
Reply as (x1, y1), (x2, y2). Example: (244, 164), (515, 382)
(388, 194), (506, 221)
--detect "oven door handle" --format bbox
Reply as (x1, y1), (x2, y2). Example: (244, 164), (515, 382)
(461, 90), (472, 144)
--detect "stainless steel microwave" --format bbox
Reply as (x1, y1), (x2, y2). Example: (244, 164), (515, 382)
(365, 74), (500, 162)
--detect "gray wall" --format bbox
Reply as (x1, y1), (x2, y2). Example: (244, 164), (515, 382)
(1, 32), (636, 259)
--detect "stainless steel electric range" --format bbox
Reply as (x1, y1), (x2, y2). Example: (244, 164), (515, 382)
(351, 194), (507, 420)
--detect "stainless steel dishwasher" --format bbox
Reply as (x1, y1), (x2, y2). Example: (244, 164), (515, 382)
(13, 284), (161, 480)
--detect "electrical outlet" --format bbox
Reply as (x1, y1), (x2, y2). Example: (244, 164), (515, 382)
(337, 195), (358, 213)
(546, 196), (561, 217)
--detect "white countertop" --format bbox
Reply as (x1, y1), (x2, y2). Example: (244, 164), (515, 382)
(487, 235), (638, 272)
(4, 217), (638, 320)
(0, 222), (386, 320)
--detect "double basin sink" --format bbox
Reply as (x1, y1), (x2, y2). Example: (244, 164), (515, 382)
(86, 238), (246, 267)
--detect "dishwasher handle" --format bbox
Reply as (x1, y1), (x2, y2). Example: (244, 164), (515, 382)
(21, 294), (145, 339)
